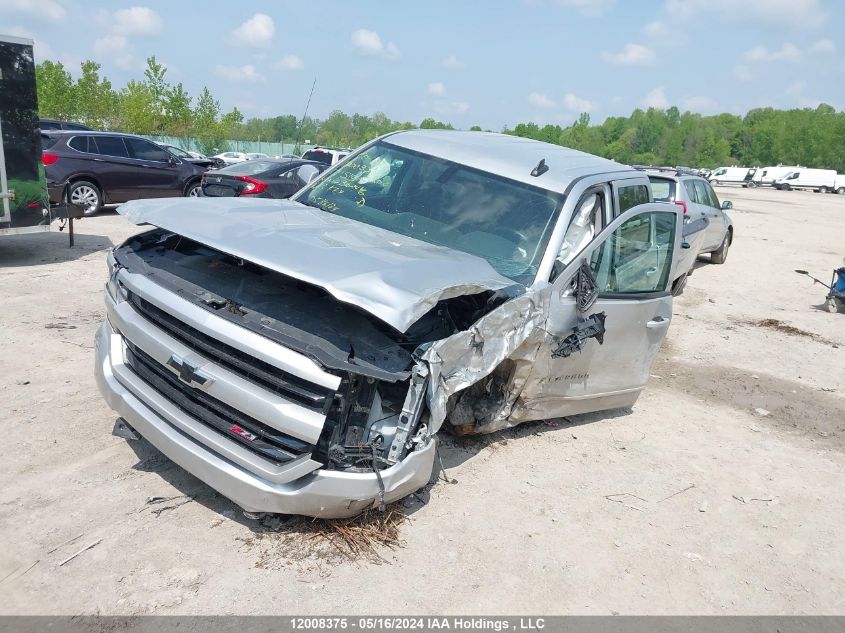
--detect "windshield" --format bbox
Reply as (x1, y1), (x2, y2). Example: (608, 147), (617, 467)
(297, 141), (564, 280)
(166, 146), (192, 158)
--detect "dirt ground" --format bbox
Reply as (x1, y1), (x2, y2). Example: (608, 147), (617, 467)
(1, 187), (844, 615)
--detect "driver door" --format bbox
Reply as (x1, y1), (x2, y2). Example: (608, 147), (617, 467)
(518, 203), (681, 419)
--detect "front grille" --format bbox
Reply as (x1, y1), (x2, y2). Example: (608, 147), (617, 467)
(128, 292), (333, 411)
(125, 342), (311, 464)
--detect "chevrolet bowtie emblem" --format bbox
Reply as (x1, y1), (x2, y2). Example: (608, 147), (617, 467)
(167, 355), (212, 387)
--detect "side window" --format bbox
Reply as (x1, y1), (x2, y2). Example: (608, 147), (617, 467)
(683, 180), (701, 204)
(68, 135), (91, 153)
(703, 182), (720, 208)
(692, 181), (714, 208)
(618, 183), (650, 213)
(126, 138), (169, 162)
(95, 136), (129, 158)
(589, 211), (676, 295)
(558, 190), (606, 266)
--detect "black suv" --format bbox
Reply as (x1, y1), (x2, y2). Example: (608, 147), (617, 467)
(41, 131), (206, 215)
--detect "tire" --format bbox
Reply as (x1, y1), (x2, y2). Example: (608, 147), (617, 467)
(185, 181), (202, 197)
(836, 187), (845, 195)
(746, 181), (757, 188)
(671, 272), (689, 297)
(826, 297), (844, 313)
(782, 184), (791, 191)
(68, 180), (102, 216)
(710, 230), (731, 264)
(819, 186), (829, 193)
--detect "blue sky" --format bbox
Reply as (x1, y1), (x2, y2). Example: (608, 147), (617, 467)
(2, 0), (843, 129)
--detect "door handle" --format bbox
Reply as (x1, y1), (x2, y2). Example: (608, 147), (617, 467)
(647, 316), (671, 329)
(645, 267), (658, 276)
(93, 158), (105, 162)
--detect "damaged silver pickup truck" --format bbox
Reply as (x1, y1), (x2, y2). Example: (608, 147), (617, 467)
(95, 130), (683, 518)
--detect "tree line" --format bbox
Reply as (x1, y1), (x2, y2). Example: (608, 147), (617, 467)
(36, 56), (845, 170)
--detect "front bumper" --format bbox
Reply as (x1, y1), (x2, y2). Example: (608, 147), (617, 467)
(95, 320), (435, 518)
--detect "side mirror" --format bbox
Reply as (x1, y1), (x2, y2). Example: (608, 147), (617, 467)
(168, 157), (177, 167)
(721, 201), (733, 210)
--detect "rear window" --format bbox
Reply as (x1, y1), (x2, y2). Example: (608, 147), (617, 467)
(648, 177), (676, 202)
(40, 135), (59, 151)
(301, 150), (332, 165)
(217, 160), (281, 175)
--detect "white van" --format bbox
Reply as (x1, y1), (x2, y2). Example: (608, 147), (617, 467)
(709, 167), (754, 186)
(774, 169), (837, 192)
(748, 165), (801, 188)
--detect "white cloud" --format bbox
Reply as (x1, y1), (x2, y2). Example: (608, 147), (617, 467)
(93, 34), (129, 55)
(663, 0), (826, 30)
(0, 0), (66, 21)
(443, 54), (465, 69)
(230, 13), (275, 48)
(111, 6), (162, 36)
(528, 92), (555, 108)
(433, 100), (470, 115)
(274, 55), (304, 70)
(809, 39), (836, 55)
(351, 29), (400, 59)
(682, 96), (717, 111)
(215, 64), (266, 82)
(553, 0), (615, 17)
(563, 93), (593, 112)
(600, 43), (655, 66)
(643, 86), (668, 109)
(744, 43), (802, 62)
(428, 82), (446, 96)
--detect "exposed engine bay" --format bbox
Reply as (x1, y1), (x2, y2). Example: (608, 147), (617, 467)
(112, 228), (524, 475)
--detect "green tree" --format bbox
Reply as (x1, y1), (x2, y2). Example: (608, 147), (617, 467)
(35, 61), (77, 121)
(74, 61), (118, 129)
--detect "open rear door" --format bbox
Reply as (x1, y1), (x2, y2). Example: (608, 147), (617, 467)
(0, 34), (50, 236)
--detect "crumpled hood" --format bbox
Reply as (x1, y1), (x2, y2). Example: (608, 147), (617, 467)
(118, 197), (514, 332)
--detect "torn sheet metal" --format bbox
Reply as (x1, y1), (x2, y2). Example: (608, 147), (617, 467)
(118, 197), (513, 333)
(551, 312), (606, 358)
(419, 287), (551, 432)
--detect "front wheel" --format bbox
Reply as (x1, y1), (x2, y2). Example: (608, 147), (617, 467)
(746, 181), (757, 188)
(836, 187), (845, 195)
(819, 186), (829, 194)
(68, 181), (102, 216)
(710, 231), (730, 264)
(185, 182), (202, 197)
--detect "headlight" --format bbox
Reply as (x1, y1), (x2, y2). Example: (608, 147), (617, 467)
(105, 251), (127, 303)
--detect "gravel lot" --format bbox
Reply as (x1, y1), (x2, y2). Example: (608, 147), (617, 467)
(2, 187), (844, 615)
